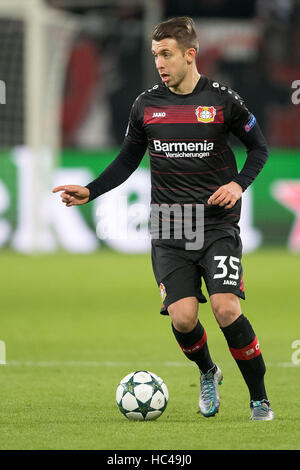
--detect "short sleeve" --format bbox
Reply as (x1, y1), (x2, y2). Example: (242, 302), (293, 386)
(125, 94), (147, 145)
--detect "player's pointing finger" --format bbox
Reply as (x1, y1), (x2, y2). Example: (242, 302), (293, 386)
(52, 185), (67, 193)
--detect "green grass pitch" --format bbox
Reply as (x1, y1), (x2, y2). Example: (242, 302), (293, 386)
(0, 248), (299, 450)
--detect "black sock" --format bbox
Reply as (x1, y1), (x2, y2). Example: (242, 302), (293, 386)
(171, 321), (215, 374)
(221, 314), (268, 402)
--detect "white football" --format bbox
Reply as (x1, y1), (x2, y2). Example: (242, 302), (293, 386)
(116, 370), (169, 421)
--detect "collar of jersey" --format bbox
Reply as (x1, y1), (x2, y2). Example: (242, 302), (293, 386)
(164, 75), (206, 98)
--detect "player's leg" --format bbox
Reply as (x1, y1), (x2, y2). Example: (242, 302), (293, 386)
(210, 292), (273, 420)
(210, 292), (267, 399)
(168, 295), (222, 418)
(168, 296), (215, 374)
(151, 239), (221, 417)
(202, 232), (274, 420)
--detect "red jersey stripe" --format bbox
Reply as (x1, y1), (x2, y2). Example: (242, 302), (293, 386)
(144, 105), (224, 125)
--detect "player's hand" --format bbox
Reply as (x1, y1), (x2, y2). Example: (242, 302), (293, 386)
(52, 185), (90, 207)
(207, 181), (243, 210)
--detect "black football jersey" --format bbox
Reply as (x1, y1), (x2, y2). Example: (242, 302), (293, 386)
(126, 75), (256, 234)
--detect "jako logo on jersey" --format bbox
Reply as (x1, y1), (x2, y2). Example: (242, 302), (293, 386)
(195, 106), (216, 123)
(152, 112), (166, 118)
(244, 113), (256, 132)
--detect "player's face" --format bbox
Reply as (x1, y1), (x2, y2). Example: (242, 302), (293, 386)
(151, 38), (190, 89)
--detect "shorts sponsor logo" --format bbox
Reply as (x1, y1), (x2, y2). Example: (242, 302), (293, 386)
(222, 279), (237, 286)
(195, 106), (216, 123)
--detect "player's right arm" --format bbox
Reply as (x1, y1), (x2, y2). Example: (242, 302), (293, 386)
(52, 94), (147, 207)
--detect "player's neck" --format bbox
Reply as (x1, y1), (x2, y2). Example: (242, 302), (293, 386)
(169, 69), (201, 95)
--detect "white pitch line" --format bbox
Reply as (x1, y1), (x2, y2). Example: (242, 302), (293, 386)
(1, 360), (299, 368)
(3, 360), (191, 368)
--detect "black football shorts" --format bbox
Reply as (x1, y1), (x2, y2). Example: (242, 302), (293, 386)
(151, 229), (245, 315)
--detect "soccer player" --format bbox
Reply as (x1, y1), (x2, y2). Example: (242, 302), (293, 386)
(53, 17), (274, 421)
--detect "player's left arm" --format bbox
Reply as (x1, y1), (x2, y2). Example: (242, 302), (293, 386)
(208, 95), (269, 209)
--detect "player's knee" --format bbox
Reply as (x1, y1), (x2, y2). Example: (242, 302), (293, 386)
(170, 313), (198, 333)
(168, 298), (198, 333)
(211, 295), (241, 327)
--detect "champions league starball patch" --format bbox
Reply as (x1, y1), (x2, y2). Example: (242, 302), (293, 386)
(244, 114), (256, 132)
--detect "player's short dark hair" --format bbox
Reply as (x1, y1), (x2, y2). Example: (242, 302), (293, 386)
(152, 16), (199, 54)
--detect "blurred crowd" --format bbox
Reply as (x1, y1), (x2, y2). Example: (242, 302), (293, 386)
(48, 0), (300, 149)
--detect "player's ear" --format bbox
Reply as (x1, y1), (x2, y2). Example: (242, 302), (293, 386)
(185, 48), (197, 64)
